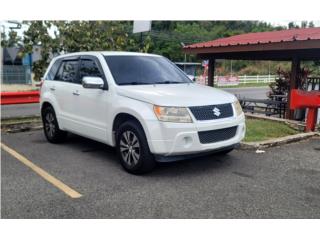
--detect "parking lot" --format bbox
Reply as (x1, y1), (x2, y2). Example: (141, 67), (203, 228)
(1, 129), (320, 218)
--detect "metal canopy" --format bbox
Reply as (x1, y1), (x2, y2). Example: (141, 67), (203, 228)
(183, 27), (320, 60)
(182, 27), (320, 119)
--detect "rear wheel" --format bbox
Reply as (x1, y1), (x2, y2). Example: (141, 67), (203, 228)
(116, 120), (155, 174)
(42, 106), (67, 143)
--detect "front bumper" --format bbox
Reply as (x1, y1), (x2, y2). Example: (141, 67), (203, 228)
(145, 113), (245, 156)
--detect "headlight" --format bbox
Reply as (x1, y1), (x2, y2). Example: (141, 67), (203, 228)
(153, 106), (193, 123)
(233, 100), (243, 116)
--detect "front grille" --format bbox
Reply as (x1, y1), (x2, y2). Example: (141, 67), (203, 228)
(198, 126), (238, 144)
(189, 103), (233, 121)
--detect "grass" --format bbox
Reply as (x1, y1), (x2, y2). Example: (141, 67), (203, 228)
(244, 118), (299, 142)
(1, 116), (41, 126)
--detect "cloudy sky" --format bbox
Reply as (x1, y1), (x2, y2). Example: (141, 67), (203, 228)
(1, 20), (320, 37)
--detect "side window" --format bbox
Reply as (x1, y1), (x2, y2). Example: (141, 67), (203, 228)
(46, 59), (61, 80)
(54, 60), (79, 83)
(79, 59), (102, 81)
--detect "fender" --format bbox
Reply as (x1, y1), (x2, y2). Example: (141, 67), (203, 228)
(109, 97), (157, 147)
(40, 92), (65, 129)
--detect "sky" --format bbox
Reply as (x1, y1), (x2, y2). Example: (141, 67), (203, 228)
(1, 20), (320, 37)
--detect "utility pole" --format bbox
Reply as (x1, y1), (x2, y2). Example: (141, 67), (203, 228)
(180, 42), (186, 72)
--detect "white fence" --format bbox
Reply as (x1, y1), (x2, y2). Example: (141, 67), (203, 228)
(196, 75), (277, 85)
(232, 75), (276, 84)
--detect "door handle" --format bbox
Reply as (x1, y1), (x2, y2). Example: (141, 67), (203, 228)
(72, 91), (80, 96)
(50, 87), (56, 91)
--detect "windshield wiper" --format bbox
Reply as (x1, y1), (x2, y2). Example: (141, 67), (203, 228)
(118, 82), (153, 85)
(154, 81), (185, 84)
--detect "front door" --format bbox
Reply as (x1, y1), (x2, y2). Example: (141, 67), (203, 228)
(68, 56), (110, 143)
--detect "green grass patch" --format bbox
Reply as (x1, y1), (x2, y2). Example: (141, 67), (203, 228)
(244, 118), (299, 142)
(1, 116), (41, 126)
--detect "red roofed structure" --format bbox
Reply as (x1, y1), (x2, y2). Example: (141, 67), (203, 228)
(184, 27), (320, 50)
(183, 27), (320, 119)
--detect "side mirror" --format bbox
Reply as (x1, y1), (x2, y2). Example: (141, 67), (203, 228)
(82, 76), (104, 89)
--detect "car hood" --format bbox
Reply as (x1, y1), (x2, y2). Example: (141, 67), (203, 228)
(116, 83), (237, 106)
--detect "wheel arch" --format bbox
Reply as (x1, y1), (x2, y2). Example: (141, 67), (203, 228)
(41, 101), (54, 118)
(40, 101), (64, 129)
(111, 112), (149, 147)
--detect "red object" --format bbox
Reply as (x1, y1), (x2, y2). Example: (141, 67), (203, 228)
(0, 91), (40, 105)
(184, 27), (320, 49)
(290, 89), (320, 132)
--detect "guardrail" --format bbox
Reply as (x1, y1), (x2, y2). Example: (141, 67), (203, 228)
(0, 91), (40, 105)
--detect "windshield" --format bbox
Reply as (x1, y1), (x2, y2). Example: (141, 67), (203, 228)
(104, 55), (192, 85)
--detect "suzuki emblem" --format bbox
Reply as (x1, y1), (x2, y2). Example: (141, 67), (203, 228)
(213, 107), (221, 117)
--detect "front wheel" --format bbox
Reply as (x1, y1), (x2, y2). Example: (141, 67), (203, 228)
(116, 120), (155, 174)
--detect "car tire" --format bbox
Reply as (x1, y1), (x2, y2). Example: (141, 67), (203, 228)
(42, 106), (68, 143)
(116, 120), (155, 174)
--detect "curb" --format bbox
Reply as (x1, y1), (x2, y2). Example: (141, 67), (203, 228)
(240, 132), (320, 149)
(1, 117), (42, 133)
(1, 114), (40, 121)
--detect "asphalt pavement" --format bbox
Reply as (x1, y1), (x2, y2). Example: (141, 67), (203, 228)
(1, 103), (40, 119)
(1, 130), (320, 218)
(0, 87), (269, 119)
(223, 86), (269, 99)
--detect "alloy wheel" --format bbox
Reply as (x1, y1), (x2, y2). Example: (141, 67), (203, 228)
(45, 112), (56, 138)
(120, 130), (140, 166)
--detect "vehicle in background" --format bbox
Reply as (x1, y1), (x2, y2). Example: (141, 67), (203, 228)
(175, 62), (202, 81)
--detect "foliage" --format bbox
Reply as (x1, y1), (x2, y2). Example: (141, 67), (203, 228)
(22, 21), (59, 81)
(1, 30), (22, 47)
(22, 21), (136, 80)
(3, 20), (319, 81)
(268, 67), (312, 98)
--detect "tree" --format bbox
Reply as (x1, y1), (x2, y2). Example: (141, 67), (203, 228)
(22, 21), (136, 80)
(288, 22), (299, 29)
(23, 21), (58, 81)
(53, 21), (132, 52)
(1, 30), (22, 47)
(308, 21), (315, 28)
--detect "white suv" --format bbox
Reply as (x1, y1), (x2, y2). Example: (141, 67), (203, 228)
(40, 52), (245, 174)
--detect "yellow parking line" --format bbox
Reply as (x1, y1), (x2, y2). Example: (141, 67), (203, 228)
(1, 142), (82, 199)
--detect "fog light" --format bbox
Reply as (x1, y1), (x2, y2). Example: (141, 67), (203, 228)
(182, 136), (193, 148)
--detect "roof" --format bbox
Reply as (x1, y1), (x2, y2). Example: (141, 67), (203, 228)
(53, 51), (161, 60)
(184, 27), (320, 49)
(183, 27), (320, 61)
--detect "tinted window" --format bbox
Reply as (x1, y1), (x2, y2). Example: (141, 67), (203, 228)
(104, 56), (192, 85)
(79, 59), (102, 81)
(55, 60), (79, 83)
(46, 59), (61, 80)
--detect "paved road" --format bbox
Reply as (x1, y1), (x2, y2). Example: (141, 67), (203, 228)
(1, 130), (319, 218)
(0, 87), (269, 119)
(1, 103), (40, 119)
(222, 86), (269, 99)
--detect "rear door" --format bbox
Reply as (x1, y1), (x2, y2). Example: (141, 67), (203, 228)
(52, 57), (80, 130)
